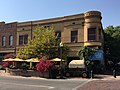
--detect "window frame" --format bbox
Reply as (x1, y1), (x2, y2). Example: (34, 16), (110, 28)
(55, 31), (61, 41)
(19, 35), (28, 45)
(9, 35), (13, 46)
(88, 28), (96, 41)
(98, 28), (101, 41)
(71, 30), (78, 43)
(2, 36), (6, 46)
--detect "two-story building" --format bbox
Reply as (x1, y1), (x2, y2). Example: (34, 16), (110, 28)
(0, 22), (17, 60)
(16, 11), (104, 61)
(0, 11), (104, 65)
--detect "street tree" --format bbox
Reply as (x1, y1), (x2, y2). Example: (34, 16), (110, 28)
(78, 46), (95, 69)
(17, 26), (69, 60)
(104, 25), (120, 64)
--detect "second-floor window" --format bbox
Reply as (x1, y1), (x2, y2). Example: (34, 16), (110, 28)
(9, 35), (13, 46)
(55, 32), (61, 41)
(88, 28), (96, 41)
(2, 36), (6, 46)
(71, 31), (78, 43)
(98, 28), (101, 40)
(19, 35), (28, 45)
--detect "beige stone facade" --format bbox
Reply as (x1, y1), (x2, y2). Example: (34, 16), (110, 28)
(0, 10), (104, 60)
(17, 11), (104, 58)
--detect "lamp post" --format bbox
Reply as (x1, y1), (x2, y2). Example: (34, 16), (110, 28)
(60, 42), (63, 78)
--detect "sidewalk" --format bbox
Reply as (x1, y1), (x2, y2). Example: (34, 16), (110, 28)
(77, 74), (120, 90)
(0, 70), (45, 80)
(0, 70), (11, 76)
(1, 70), (120, 80)
(78, 79), (120, 90)
(1, 70), (120, 90)
(93, 74), (120, 80)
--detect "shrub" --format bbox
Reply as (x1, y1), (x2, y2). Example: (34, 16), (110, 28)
(3, 54), (16, 59)
(36, 58), (56, 74)
(2, 61), (10, 68)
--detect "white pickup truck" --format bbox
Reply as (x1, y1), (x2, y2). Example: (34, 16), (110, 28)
(65, 60), (90, 78)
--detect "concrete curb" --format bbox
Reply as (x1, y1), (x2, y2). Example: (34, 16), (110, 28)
(1, 70), (120, 80)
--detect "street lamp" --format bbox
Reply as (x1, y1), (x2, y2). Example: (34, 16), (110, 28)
(60, 42), (63, 78)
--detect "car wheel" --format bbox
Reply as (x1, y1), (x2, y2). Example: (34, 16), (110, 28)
(82, 72), (88, 78)
(66, 72), (70, 77)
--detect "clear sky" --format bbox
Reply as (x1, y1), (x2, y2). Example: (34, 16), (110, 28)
(0, 0), (119, 28)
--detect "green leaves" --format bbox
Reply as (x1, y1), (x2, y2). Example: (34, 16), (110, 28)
(78, 46), (95, 60)
(17, 26), (69, 60)
(78, 46), (96, 68)
(104, 25), (120, 59)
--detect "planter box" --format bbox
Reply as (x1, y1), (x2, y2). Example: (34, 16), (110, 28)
(7, 69), (57, 79)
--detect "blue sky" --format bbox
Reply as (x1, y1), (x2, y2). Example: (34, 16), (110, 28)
(0, 0), (119, 28)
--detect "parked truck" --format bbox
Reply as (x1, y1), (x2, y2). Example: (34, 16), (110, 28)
(65, 60), (91, 78)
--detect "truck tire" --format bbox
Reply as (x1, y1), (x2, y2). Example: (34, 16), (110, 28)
(82, 72), (88, 78)
(66, 72), (70, 77)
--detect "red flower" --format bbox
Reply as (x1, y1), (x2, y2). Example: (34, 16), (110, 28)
(4, 54), (16, 59)
(2, 61), (10, 68)
(36, 58), (57, 74)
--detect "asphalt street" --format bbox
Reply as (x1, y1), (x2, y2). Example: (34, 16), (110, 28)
(0, 75), (88, 90)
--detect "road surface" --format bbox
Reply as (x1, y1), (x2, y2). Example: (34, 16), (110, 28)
(0, 75), (89, 90)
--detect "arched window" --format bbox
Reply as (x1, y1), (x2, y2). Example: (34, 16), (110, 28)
(9, 35), (13, 46)
(2, 36), (6, 46)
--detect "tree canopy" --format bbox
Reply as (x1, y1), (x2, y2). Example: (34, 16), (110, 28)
(104, 25), (120, 63)
(17, 26), (69, 60)
(78, 46), (95, 67)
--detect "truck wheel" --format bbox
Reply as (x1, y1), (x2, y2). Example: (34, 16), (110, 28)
(66, 72), (70, 77)
(82, 72), (88, 78)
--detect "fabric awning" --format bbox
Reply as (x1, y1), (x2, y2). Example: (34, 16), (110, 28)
(50, 58), (65, 62)
(3, 58), (24, 62)
(69, 60), (85, 68)
(25, 58), (39, 62)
